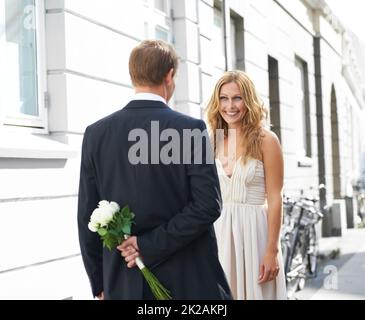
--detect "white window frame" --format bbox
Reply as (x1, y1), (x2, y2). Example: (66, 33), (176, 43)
(153, 0), (168, 15)
(155, 25), (169, 42)
(143, 0), (171, 42)
(2, 0), (48, 132)
(212, 7), (226, 71)
(230, 18), (236, 70)
(294, 56), (313, 167)
(141, 0), (174, 108)
(294, 58), (307, 158)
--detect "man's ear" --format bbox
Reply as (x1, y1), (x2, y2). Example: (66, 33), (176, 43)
(164, 68), (174, 85)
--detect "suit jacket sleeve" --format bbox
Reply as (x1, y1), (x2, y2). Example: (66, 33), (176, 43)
(137, 120), (222, 267)
(77, 126), (103, 297)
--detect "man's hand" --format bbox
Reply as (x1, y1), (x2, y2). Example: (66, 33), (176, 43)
(117, 236), (140, 268)
(96, 291), (104, 300)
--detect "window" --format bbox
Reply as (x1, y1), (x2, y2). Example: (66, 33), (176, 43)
(144, 0), (170, 42)
(0, 0), (46, 128)
(212, 6), (225, 71)
(212, 4), (244, 72)
(154, 0), (167, 14)
(230, 12), (244, 71)
(294, 56), (311, 161)
(268, 56), (281, 141)
(230, 19), (236, 69)
(155, 26), (168, 42)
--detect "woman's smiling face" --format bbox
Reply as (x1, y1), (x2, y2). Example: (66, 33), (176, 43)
(218, 81), (246, 128)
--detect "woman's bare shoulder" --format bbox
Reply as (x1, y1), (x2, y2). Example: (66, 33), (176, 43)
(261, 127), (280, 145)
(260, 127), (282, 162)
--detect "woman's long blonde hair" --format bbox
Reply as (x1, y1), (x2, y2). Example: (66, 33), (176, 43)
(205, 70), (268, 163)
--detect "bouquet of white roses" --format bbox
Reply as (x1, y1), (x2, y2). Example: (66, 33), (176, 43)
(88, 200), (172, 300)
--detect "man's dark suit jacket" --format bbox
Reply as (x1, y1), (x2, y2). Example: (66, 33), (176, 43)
(78, 99), (232, 300)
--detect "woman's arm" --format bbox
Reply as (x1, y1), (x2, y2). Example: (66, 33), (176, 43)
(259, 128), (284, 284)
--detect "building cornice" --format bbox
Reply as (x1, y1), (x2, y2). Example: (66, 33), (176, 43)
(302, 0), (344, 33)
(303, 0), (365, 108)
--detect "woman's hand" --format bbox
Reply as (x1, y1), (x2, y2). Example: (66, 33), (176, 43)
(258, 252), (280, 284)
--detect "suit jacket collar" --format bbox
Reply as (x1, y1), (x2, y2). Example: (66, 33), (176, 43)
(124, 100), (169, 110)
(132, 92), (167, 104)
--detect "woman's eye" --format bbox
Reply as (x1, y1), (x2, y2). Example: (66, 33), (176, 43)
(233, 96), (242, 101)
(219, 96), (228, 100)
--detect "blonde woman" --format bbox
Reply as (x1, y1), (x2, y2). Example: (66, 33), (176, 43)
(206, 70), (287, 300)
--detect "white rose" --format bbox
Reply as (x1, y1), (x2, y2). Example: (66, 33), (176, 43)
(98, 200), (110, 209)
(89, 200), (120, 228)
(88, 221), (99, 232)
(98, 205), (115, 227)
(109, 201), (120, 212)
(90, 208), (102, 224)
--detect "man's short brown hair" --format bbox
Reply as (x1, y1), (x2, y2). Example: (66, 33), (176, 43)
(129, 39), (179, 87)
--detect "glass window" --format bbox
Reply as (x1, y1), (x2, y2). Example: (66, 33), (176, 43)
(0, 0), (38, 118)
(230, 18), (236, 70)
(268, 56), (281, 142)
(231, 14), (244, 71)
(154, 0), (167, 13)
(155, 26), (168, 42)
(212, 7), (225, 70)
(294, 57), (311, 158)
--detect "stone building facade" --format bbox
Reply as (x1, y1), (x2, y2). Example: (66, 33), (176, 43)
(0, 0), (364, 299)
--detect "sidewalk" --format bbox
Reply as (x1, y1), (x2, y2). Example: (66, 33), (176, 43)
(295, 227), (365, 300)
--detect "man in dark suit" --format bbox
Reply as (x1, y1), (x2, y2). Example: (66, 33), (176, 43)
(78, 39), (232, 300)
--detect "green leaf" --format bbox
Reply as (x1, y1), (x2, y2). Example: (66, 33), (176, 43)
(95, 204), (135, 250)
(105, 242), (113, 250)
(122, 206), (136, 221)
(108, 229), (120, 237)
(121, 205), (130, 217)
(97, 228), (107, 236)
(103, 234), (119, 251)
(121, 224), (131, 235)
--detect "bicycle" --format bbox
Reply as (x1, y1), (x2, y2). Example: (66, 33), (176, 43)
(356, 192), (365, 222)
(281, 189), (328, 298)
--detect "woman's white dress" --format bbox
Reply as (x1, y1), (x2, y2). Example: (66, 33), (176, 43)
(214, 157), (287, 300)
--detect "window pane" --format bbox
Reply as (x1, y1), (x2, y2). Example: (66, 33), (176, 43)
(213, 8), (224, 56)
(154, 0), (167, 13)
(0, 0), (38, 117)
(268, 56), (281, 142)
(230, 18), (236, 69)
(155, 26), (168, 42)
(294, 58), (306, 157)
(213, 8), (225, 70)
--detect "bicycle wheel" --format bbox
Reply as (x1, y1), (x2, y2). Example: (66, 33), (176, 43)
(281, 231), (292, 276)
(307, 224), (318, 277)
(285, 229), (307, 298)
